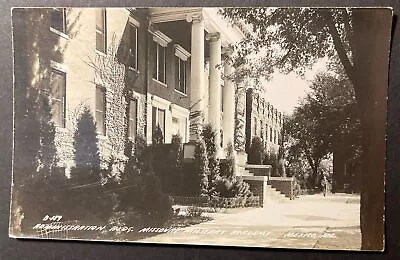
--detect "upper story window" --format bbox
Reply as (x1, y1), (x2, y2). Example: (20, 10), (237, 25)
(174, 44), (190, 94)
(96, 8), (106, 53)
(270, 127), (273, 142)
(128, 99), (138, 140)
(151, 30), (172, 85)
(51, 8), (66, 33)
(153, 42), (166, 83)
(126, 23), (138, 70)
(50, 67), (66, 127)
(95, 85), (106, 135)
(175, 57), (187, 94)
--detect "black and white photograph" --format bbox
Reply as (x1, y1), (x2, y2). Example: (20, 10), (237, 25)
(9, 6), (392, 251)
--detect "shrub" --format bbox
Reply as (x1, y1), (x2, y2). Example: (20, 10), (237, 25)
(37, 95), (58, 177)
(117, 173), (173, 226)
(186, 206), (204, 218)
(263, 152), (279, 176)
(194, 139), (209, 196)
(19, 171), (114, 231)
(152, 124), (164, 144)
(247, 136), (264, 164)
(117, 135), (173, 227)
(201, 124), (220, 196)
(73, 107), (101, 174)
(168, 134), (183, 194)
(220, 142), (235, 179)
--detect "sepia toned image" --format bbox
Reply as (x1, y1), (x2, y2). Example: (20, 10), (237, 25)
(9, 7), (392, 251)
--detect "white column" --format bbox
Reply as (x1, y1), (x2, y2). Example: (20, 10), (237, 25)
(188, 15), (205, 141)
(223, 61), (235, 148)
(207, 32), (222, 151)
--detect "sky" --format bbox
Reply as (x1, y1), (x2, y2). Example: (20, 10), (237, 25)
(263, 58), (329, 115)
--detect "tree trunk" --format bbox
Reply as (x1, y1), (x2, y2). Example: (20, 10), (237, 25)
(351, 9), (392, 251)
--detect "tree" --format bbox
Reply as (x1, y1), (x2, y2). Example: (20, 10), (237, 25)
(37, 94), (58, 177)
(73, 107), (101, 173)
(285, 102), (331, 190)
(221, 7), (391, 250)
(285, 67), (361, 189)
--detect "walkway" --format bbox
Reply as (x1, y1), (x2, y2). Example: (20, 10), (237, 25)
(139, 193), (361, 250)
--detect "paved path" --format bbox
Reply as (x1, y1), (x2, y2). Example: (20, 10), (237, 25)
(140, 194), (361, 250)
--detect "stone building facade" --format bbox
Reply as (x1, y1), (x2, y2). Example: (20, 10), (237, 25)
(245, 88), (283, 155)
(13, 7), (248, 173)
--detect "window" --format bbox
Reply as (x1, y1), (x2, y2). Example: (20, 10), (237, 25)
(51, 8), (66, 33)
(50, 68), (66, 127)
(95, 86), (106, 135)
(152, 106), (166, 142)
(153, 42), (166, 83)
(126, 24), (138, 69)
(270, 127), (273, 142)
(96, 8), (106, 53)
(128, 99), (137, 139)
(175, 57), (187, 93)
(254, 117), (257, 135)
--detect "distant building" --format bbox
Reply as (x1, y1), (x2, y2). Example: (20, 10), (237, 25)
(245, 88), (283, 155)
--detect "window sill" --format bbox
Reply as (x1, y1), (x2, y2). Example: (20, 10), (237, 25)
(97, 132), (108, 139)
(174, 89), (187, 96)
(152, 78), (167, 88)
(55, 125), (68, 133)
(50, 27), (69, 40)
(95, 49), (107, 57)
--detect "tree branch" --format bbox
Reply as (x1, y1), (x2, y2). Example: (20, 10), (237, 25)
(321, 9), (355, 84)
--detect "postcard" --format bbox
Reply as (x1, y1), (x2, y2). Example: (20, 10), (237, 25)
(9, 6), (392, 251)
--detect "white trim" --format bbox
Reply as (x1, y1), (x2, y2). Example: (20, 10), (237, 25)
(128, 16), (140, 27)
(50, 27), (69, 40)
(171, 104), (189, 118)
(50, 60), (68, 72)
(151, 94), (171, 108)
(174, 44), (191, 61)
(149, 30), (172, 47)
(149, 7), (203, 23)
(174, 89), (187, 96)
(152, 78), (167, 88)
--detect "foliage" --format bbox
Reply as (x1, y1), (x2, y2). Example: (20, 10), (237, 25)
(73, 106), (101, 173)
(37, 94), (58, 177)
(263, 152), (279, 176)
(117, 136), (172, 226)
(193, 139), (209, 197)
(168, 134), (184, 194)
(209, 194), (258, 208)
(186, 206), (204, 218)
(152, 124), (164, 145)
(19, 172), (114, 231)
(220, 8), (352, 82)
(220, 143), (235, 179)
(201, 124), (220, 196)
(247, 136), (264, 164)
(284, 67), (360, 190)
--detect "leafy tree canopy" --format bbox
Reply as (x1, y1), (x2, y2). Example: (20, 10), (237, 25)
(220, 8), (354, 86)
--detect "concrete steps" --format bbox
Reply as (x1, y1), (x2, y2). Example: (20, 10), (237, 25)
(265, 184), (286, 203)
(237, 166), (288, 203)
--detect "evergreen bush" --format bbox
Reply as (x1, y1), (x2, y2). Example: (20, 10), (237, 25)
(201, 124), (220, 196)
(247, 136), (264, 164)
